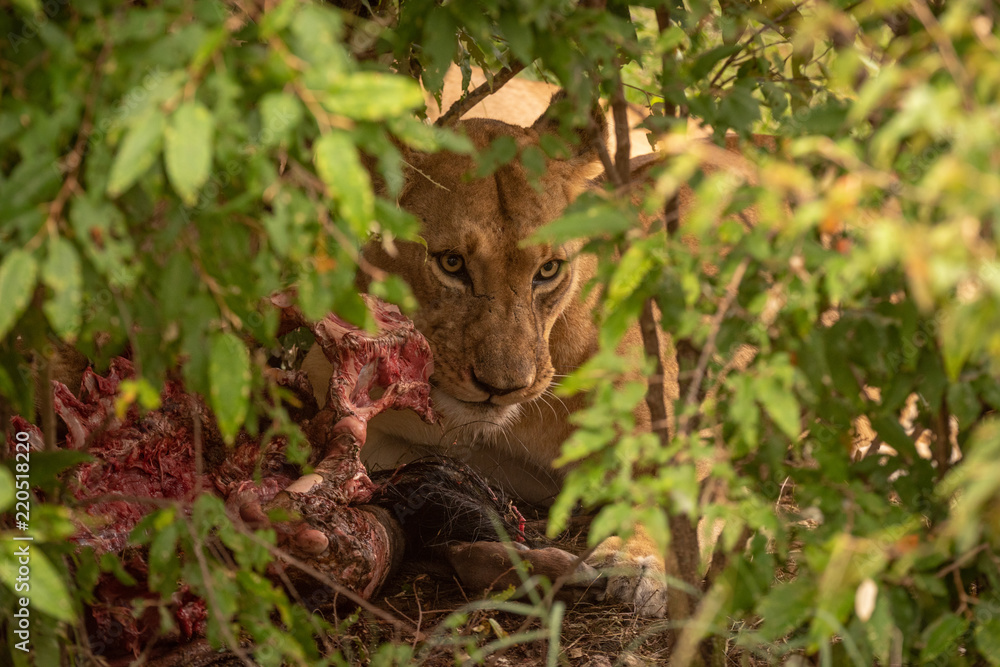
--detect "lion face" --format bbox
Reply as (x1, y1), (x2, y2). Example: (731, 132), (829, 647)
(363, 113), (602, 435)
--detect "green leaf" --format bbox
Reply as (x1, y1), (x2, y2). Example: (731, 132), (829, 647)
(919, 612), (968, 664)
(17, 451), (92, 496)
(106, 109), (166, 197)
(589, 503), (635, 545)
(976, 617), (1000, 666)
(100, 552), (137, 586)
(474, 135), (518, 178)
(148, 522), (180, 595)
(863, 587), (894, 665)
(165, 101), (214, 206)
(755, 579), (813, 640)
(499, 13), (534, 64)
(68, 197), (139, 288)
(0, 543), (76, 623)
(11, 0), (40, 13)
(209, 331), (251, 444)
(0, 466), (13, 510)
(0, 249), (39, 340)
(947, 382), (979, 433)
(531, 202), (633, 243)
(756, 375), (801, 440)
(689, 44), (741, 80)
(41, 238), (83, 341)
(324, 73), (424, 121)
(718, 82), (761, 134)
(386, 116), (474, 153)
(259, 92), (303, 148)
(605, 243), (656, 313)
(314, 131), (374, 236)
(421, 11), (457, 93)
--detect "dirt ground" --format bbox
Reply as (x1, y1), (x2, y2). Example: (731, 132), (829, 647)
(139, 513), (784, 667)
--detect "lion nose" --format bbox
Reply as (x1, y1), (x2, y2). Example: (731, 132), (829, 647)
(470, 367), (533, 397)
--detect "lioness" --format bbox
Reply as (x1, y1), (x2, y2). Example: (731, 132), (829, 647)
(303, 95), (671, 616)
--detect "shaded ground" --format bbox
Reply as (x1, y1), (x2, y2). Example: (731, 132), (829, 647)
(365, 561), (674, 666)
(140, 514), (783, 667)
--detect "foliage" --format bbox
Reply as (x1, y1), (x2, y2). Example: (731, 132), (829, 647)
(2, 0), (1000, 665)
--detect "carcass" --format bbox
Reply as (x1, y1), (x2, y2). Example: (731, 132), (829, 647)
(4, 296), (597, 659)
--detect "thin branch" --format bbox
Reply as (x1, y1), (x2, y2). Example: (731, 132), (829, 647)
(591, 115), (621, 188)
(656, 8), (681, 237)
(192, 401), (204, 497)
(610, 69), (631, 187)
(910, 0), (974, 111)
(435, 62), (526, 128)
(181, 229), (244, 331)
(640, 300), (701, 654)
(38, 349), (56, 452)
(932, 384), (953, 477)
(26, 38), (111, 252)
(640, 300), (671, 443)
(707, 1), (805, 90)
(936, 543), (988, 578)
(269, 35), (352, 132)
(185, 521), (257, 667)
(678, 258), (750, 438)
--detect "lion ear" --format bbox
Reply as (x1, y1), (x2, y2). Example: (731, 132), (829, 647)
(530, 91), (609, 163)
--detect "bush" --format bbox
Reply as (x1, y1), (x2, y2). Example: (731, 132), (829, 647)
(2, 0), (999, 664)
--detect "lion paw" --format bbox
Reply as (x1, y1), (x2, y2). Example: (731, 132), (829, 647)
(586, 536), (668, 618)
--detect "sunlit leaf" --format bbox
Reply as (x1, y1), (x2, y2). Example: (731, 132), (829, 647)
(0, 467), (13, 509)
(919, 613), (968, 664)
(756, 375), (801, 440)
(0, 249), (38, 340)
(314, 130), (374, 236)
(209, 331), (251, 444)
(976, 617), (1000, 666)
(41, 237), (83, 341)
(165, 101), (214, 206)
(0, 543), (76, 622)
(324, 73), (424, 121)
(106, 109), (166, 197)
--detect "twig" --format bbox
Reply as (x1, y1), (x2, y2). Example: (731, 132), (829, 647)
(707, 2), (805, 90)
(269, 35), (352, 132)
(610, 69), (631, 187)
(936, 543), (987, 578)
(932, 389), (953, 477)
(401, 158), (451, 191)
(435, 62), (526, 127)
(182, 232), (244, 331)
(315, 204), (388, 284)
(910, 0), (974, 111)
(192, 402), (204, 497)
(678, 258), (750, 438)
(25, 39), (111, 252)
(655, 9), (681, 237)
(639, 300), (702, 654)
(39, 350), (56, 452)
(591, 116), (621, 188)
(640, 300), (671, 442)
(185, 521), (257, 667)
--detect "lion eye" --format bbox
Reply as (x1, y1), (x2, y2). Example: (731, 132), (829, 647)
(535, 260), (562, 282)
(438, 253), (465, 275)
